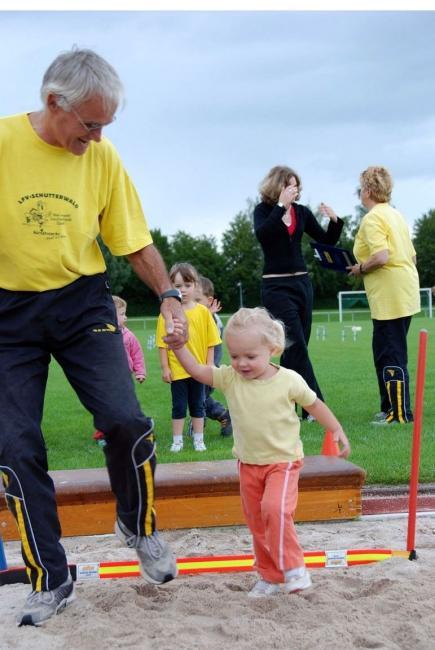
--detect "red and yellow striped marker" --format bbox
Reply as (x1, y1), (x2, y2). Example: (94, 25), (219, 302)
(79, 549), (410, 581)
(0, 549), (411, 586)
(97, 554), (255, 579)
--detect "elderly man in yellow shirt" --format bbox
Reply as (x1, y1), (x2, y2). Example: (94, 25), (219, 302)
(0, 48), (187, 626)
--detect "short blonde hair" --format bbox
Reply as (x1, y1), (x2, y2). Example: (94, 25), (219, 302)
(112, 295), (127, 311)
(224, 307), (285, 355)
(259, 165), (302, 205)
(360, 166), (393, 203)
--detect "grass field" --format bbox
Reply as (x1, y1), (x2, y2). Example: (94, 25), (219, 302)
(41, 313), (435, 486)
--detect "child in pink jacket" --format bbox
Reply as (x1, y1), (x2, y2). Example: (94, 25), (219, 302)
(112, 295), (146, 382)
(93, 295), (146, 446)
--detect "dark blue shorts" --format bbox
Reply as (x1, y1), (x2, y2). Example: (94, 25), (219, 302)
(170, 377), (205, 419)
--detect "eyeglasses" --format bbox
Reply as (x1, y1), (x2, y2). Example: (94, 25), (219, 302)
(60, 97), (116, 132)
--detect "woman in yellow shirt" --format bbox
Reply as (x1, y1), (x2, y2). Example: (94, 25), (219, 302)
(348, 166), (420, 425)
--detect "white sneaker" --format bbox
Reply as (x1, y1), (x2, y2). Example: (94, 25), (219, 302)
(170, 440), (183, 452)
(283, 567), (312, 593)
(248, 579), (281, 598)
(193, 439), (207, 452)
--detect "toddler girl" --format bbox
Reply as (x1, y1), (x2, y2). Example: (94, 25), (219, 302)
(112, 295), (146, 382)
(93, 295), (146, 446)
(171, 306), (350, 596)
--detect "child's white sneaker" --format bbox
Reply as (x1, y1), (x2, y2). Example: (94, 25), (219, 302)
(170, 440), (183, 452)
(283, 567), (312, 593)
(248, 579), (281, 598)
(193, 439), (207, 452)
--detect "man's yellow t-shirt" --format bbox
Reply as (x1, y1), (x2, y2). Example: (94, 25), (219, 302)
(0, 113), (152, 291)
(156, 303), (221, 380)
(353, 203), (420, 320)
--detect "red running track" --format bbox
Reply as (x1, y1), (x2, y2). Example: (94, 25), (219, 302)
(362, 486), (435, 515)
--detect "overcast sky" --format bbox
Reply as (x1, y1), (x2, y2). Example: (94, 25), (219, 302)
(2, 9), (434, 242)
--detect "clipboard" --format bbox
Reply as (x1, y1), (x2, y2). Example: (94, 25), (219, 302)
(310, 242), (357, 273)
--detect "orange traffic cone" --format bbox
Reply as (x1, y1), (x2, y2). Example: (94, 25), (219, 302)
(321, 430), (340, 456)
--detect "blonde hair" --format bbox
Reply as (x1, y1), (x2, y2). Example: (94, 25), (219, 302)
(360, 166), (393, 203)
(169, 262), (199, 285)
(112, 295), (127, 311)
(224, 307), (285, 355)
(259, 165), (302, 205)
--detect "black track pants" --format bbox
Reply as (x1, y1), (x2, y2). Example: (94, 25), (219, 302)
(0, 274), (156, 591)
(372, 316), (413, 422)
(261, 274), (324, 416)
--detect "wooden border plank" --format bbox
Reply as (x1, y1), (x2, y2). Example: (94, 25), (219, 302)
(0, 456), (366, 540)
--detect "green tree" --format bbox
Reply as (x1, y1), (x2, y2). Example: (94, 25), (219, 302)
(122, 228), (173, 315)
(150, 228), (173, 268)
(221, 202), (263, 310)
(413, 210), (435, 288)
(341, 206), (366, 243)
(98, 237), (132, 295)
(170, 231), (222, 285)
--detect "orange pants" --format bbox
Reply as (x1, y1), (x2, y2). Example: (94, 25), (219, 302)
(238, 460), (304, 583)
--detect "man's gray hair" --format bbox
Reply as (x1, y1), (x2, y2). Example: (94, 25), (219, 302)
(40, 47), (124, 110)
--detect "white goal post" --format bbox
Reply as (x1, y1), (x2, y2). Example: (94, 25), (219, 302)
(338, 288), (433, 323)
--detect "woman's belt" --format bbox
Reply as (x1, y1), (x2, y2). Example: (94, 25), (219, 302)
(262, 271), (308, 278)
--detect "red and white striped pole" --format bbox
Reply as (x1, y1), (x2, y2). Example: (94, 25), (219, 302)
(406, 329), (429, 559)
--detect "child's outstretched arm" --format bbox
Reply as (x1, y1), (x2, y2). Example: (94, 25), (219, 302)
(304, 398), (351, 458)
(173, 346), (214, 386)
(158, 348), (172, 383)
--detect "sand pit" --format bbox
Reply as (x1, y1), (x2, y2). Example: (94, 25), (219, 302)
(1, 514), (435, 649)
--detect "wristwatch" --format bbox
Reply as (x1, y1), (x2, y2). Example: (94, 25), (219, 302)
(159, 289), (182, 303)
(277, 201), (285, 209)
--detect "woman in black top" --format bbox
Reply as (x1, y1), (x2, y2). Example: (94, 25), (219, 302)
(254, 165), (343, 419)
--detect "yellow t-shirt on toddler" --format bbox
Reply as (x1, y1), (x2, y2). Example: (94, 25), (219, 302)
(212, 364), (316, 464)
